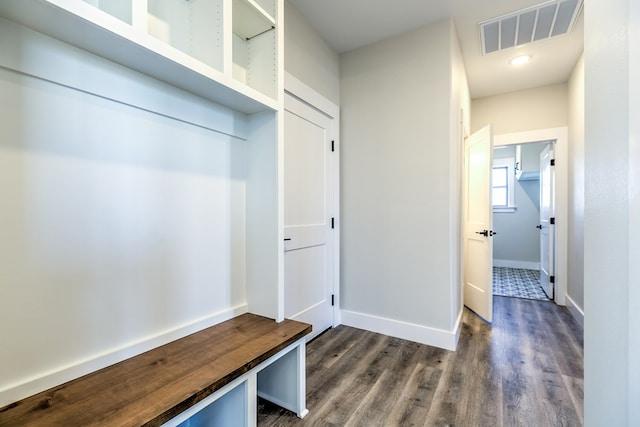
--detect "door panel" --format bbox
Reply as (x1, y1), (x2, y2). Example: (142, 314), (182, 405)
(284, 94), (334, 340)
(284, 112), (326, 227)
(284, 245), (327, 317)
(464, 125), (493, 323)
(539, 144), (555, 299)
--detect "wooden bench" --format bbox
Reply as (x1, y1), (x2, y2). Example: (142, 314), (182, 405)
(0, 314), (312, 426)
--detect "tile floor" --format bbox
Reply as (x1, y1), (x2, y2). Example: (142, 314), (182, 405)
(493, 266), (550, 300)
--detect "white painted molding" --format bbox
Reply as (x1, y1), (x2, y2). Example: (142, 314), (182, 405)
(0, 304), (248, 408)
(452, 309), (464, 350)
(284, 72), (339, 120)
(341, 310), (459, 351)
(566, 295), (584, 329)
(493, 259), (541, 270)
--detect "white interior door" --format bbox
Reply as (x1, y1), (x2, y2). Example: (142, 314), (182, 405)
(539, 144), (555, 299)
(284, 93), (334, 340)
(464, 125), (494, 323)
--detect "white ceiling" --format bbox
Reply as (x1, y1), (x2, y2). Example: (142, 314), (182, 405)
(288, 0), (584, 99)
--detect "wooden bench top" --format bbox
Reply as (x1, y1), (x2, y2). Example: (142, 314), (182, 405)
(0, 314), (311, 427)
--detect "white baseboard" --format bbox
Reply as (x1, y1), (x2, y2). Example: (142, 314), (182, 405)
(340, 309), (460, 351)
(493, 259), (540, 270)
(565, 295), (584, 329)
(0, 304), (248, 408)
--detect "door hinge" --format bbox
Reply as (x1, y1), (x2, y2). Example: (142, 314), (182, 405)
(331, 294), (335, 306)
(331, 140), (335, 152)
(550, 159), (556, 166)
(550, 217), (556, 225)
(550, 275), (555, 284)
(331, 217), (335, 229)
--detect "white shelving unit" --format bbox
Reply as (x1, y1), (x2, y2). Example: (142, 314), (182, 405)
(0, 0), (285, 326)
(0, 0), (280, 113)
(515, 142), (548, 180)
(0, 0), (288, 416)
(0, 0), (285, 319)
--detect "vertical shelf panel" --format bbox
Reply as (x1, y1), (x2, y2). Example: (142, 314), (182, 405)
(147, 0), (223, 72)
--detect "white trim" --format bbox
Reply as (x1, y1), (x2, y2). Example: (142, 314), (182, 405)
(284, 73), (339, 120)
(493, 206), (517, 213)
(493, 259), (541, 270)
(493, 127), (568, 306)
(341, 310), (459, 351)
(566, 295), (584, 329)
(453, 309), (464, 349)
(0, 304), (248, 408)
(283, 72), (341, 328)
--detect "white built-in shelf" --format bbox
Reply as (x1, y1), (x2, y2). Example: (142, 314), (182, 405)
(233, 0), (275, 40)
(0, 0), (279, 114)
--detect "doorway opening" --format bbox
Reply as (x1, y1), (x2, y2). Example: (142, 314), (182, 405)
(492, 127), (568, 306)
(491, 141), (553, 301)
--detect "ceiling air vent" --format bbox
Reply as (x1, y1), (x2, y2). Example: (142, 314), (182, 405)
(479, 0), (583, 55)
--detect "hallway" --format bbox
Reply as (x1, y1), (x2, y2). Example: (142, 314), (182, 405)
(259, 296), (583, 426)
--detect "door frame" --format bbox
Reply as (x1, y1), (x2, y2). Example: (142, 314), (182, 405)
(284, 72), (341, 327)
(493, 127), (568, 306)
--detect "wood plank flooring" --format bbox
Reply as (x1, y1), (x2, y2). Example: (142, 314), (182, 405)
(258, 296), (583, 426)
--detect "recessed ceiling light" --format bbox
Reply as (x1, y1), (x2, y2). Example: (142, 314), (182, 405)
(510, 55), (532, 66)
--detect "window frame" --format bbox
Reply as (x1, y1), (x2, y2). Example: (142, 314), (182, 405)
(492, 157), (516, 213)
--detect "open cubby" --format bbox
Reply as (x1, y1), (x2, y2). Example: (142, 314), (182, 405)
(176, 381), (248, 427)
(147, 0), (223, 72)
(232, 0), (276, 99)
(83, 0), (132, 24)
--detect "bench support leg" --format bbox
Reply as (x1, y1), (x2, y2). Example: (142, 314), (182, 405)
(246, 374), (257, 427)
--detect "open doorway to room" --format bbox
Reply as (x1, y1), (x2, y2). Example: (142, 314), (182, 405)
(490, 127), (568, 306)
(491, 141), (552, 301)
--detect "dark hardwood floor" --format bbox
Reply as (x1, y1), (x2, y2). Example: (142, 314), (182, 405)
(258, 296), (584, 426)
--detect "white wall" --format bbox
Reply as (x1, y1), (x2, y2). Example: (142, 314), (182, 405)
(284, 0), (340, 105)
(628, 0), (640, 418)
(471, 83), (568, 134)
(340, 19), (469, 349)
(584, 0), (636, 423)
(0, 20), (248, 406)
(567, 54), (584, 319)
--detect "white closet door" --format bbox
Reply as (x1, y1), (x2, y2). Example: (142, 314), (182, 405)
(283, 94), (334, 340)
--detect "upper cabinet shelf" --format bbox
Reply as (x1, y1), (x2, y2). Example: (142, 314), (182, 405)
(0, 0), (280, 114)
(233, 0), (275, 40)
